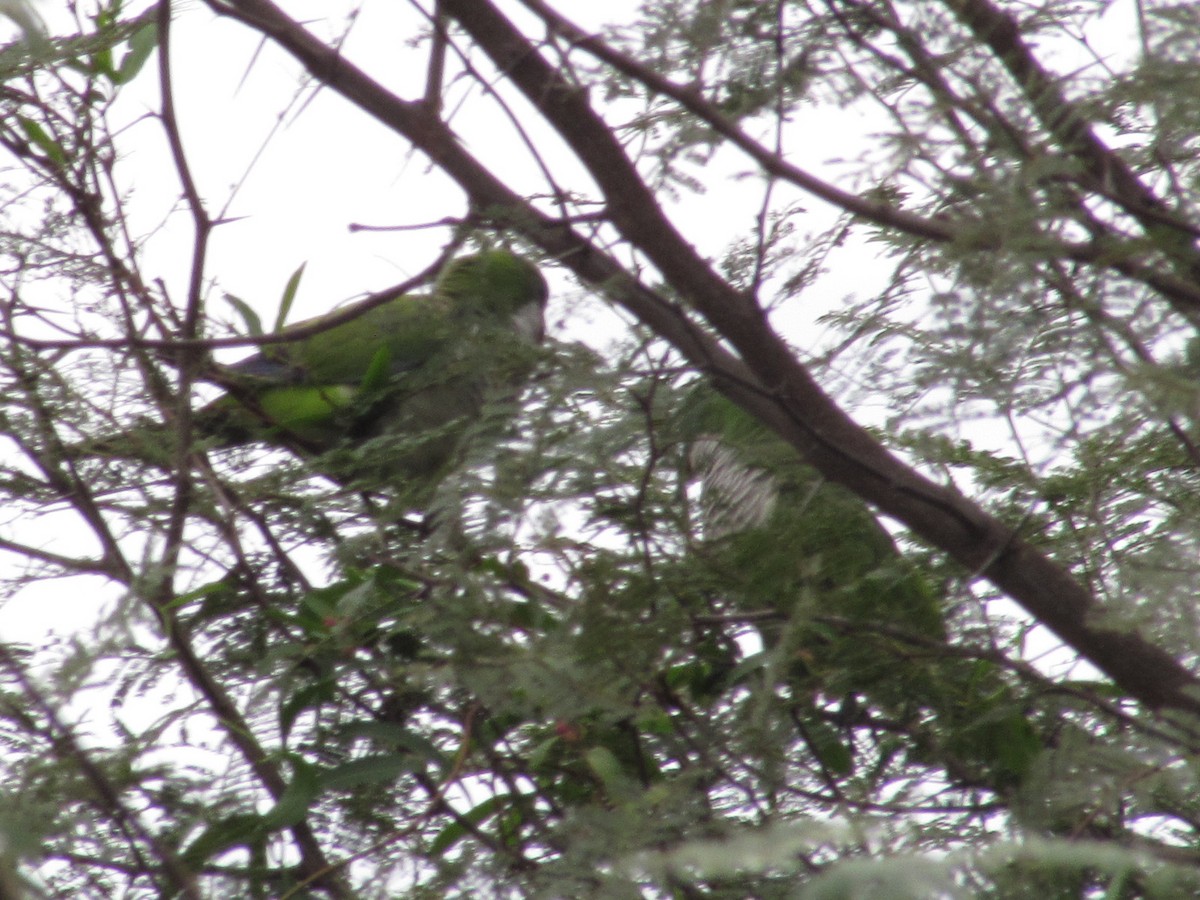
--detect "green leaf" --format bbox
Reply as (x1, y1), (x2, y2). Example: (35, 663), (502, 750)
(274, 263), (306, 332)
(528, 735), (561, 772)
(335, 578), (377, 619)
(800, 717), (854, 775)
(725, 650), (770, 685)
(585, 746), (637, 800)
(16, 116), (66, 167)
(359, 345), (393, 393)
(635, 708), (673, 736)
(316, 753), (424, 792)
(114, 23), (157, 85)
(224, 293), (264, 337)
(336, 721), (445, 763)
(299, 582), (344, 622)
(91, 44), (115, 78)
(163, 577), (232, 612)
(180, 813), (265, 868)
(429, 794), (511, 856)
(279, 678), (335, 741)
(260, 757), (320, 830)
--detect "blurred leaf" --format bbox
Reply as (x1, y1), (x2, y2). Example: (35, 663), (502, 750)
(316, 753), (425, 792)
(430, 794), (512, 856)
(799, 716), (854, 776)
(0, 0), (47, 53)
(274, 263), (306, 332)
(181, 813), (266, 869)
(280, 678), (336, 741)
(16, 116), (65, 167)
(224, 293), (264, 337)
(113, 22), (156, 85)
(261, 757), (321, 830)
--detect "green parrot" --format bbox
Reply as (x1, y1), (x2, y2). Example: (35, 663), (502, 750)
(677, 386), (945, 641)
(674, 386), (1043, 788)
(82, 250), (549, 488)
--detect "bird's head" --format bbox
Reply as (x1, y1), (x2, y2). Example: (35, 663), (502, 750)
(437, 250), (549, 341)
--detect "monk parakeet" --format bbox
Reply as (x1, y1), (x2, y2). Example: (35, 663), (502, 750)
(81, 250), (549, 487)
(678, 387), (944, 642)
(675, 386), (1042, 787)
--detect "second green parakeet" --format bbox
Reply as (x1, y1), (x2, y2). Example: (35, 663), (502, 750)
(676, 386), (945, 641)
(673, 386), (1043, 788)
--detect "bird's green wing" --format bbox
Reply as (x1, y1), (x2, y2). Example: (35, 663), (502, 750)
(235, 289), (456, 388)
